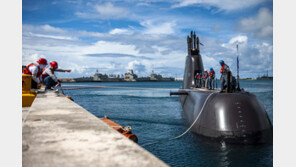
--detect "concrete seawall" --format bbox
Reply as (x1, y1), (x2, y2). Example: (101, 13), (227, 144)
(22, 91), (168, 167)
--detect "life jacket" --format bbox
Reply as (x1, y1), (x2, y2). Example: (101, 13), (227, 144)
(209, 70), (215, 77)
(41, 67), (54, 81)
(23, 63), (42, 77)
(220, 64), (225, 73)
(196, 73), (201, 79)
(203, 72), (208, 79)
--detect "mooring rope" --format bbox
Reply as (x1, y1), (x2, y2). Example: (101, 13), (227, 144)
(62, 85), (178, 91)
(141, 92), (216, 147)
(63, 86), (105, 90)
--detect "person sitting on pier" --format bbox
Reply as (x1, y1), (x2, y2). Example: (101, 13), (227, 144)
(41, 61), (71, 90)
(219, 60), (231, 92)
(23, 58), (48, 89)
(202, 70), (209, 88)
(208, 68), (215, 90)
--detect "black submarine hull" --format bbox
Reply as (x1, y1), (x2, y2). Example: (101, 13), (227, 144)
(179, 89), (273, 144)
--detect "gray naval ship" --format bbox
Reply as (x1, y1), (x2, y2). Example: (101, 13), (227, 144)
(171, 31), (273, 144)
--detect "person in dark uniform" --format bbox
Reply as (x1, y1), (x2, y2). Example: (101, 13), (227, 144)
(202, 70), (209, 88)
(219, 60), (230, 92)
(195, 72), (202, 88)
(230, 74), (237, 92)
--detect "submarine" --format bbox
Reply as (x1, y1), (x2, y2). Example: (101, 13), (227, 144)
(171, 31), (273, 144)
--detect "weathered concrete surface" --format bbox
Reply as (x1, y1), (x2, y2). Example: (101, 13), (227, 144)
(22, 91), (168, 167)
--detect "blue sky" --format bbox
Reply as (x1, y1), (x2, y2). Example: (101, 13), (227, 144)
(22, 0), (273, 78)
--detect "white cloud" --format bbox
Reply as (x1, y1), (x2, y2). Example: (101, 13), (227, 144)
(141, 20), (176, 35)
(229, 35), (248, 45)
(109, 28), (131, 35)
(220, 35), (248, 53)
(238, 8), (273, 38)
(22, 53), (47, 66)
(22, 24), (272, 78)
(95, 2), (128, 17)
(127, 60), (146, 74)
(40, 24), (65, 33)
(22, 24), (184, 77)
(28, 32), (76, 40)
(172, 0), (266, 11)
(76, 2), (129, 20)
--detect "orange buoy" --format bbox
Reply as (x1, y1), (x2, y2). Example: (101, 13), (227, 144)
(100, 116), (138, 143)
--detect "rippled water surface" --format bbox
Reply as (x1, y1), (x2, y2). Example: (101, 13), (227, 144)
(63, 80), (273, 167)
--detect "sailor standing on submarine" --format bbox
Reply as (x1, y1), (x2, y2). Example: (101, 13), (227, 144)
(195, 72), (202, 88)
(41, 61), (71, 90)
(202, 70), (209, 88)
(219, 60), (231, 92)
(208, 68), (215, 89)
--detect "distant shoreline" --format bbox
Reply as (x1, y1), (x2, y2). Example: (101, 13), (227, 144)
(59, 78), (180, 83)
(59, 78), (272, 83)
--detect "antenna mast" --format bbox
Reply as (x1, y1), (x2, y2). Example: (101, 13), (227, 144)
(236, 44), (240, 91)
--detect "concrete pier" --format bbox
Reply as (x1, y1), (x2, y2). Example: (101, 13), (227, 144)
(22, 91), (168, 167)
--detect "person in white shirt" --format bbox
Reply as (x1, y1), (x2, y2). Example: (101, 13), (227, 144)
(42, 61), (71, 90)
(23, 58), (48, 89)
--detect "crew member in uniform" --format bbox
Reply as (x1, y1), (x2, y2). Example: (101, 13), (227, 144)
(202, 70), (209, 88)
(195, 73), (199, 88)
(219, 60), (230, 92)
(23, 58), (48, 89)
(41, 61), (71, 90)
(208, 67), (215, 89)
(230, 74), (237, 92)
(195, 72), (202, 88)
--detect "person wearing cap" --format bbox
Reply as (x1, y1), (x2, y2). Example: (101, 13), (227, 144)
(202, 70), (209, 88)
(195, 72), (202, 88)
(208, 67), (215, 89)
(219, 60), (231, 92)
(42, 61), (71, 90)
(23, 58), (48, 89)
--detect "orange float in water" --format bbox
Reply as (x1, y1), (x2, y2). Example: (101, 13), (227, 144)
(100, 116), (138, 143)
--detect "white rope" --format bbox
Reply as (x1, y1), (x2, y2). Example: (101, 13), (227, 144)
(142, 92), (216, 147)
(62, 85), (178, 91)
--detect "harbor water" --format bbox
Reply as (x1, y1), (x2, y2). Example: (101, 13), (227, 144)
(63, 80), (273, 167)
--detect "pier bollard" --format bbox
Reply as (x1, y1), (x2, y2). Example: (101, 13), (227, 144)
(22, 74), (36, 107)
(22, 74), (32, 91)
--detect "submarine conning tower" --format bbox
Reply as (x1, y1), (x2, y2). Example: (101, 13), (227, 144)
(183, 31), (204, 89)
